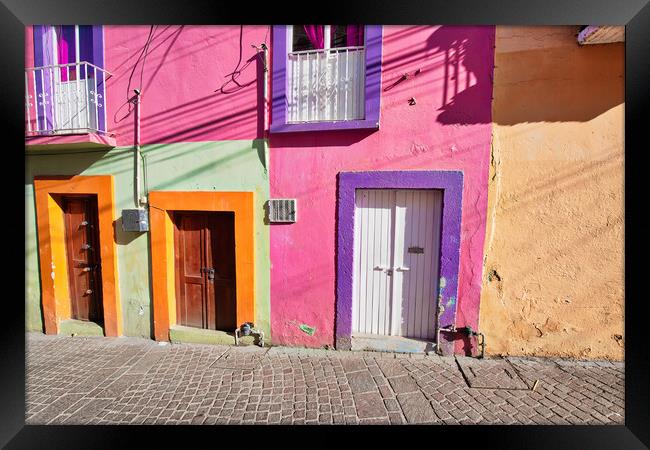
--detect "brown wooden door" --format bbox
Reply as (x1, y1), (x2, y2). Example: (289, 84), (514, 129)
(63, 195), (103, 323)
(209, 212), (237, 330)
(174, 211), (237, 331)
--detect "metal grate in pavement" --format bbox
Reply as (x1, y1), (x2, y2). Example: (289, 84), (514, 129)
(455, 356), (530, 390)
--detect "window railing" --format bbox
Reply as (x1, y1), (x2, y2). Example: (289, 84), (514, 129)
(287, 46), (365, 123)
(25, 61), (110, 136)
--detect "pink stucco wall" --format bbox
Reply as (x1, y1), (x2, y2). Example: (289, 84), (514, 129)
(269, 25), (496, 349)
(25, 25), (268, 145)
(103, 25), (267, 145)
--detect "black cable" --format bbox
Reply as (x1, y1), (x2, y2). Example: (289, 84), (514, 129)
(139, 25), (157, 94)
(128, 26), (154, 100)
(115, 26), (155, 123)
(218, 25), (260, 94)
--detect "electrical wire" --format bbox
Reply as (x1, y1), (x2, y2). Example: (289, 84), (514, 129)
(114, 26), (155, 123)
(218, 25), (261, 94)
(140, 150), (149, 199)
(139, 25), (157, 94)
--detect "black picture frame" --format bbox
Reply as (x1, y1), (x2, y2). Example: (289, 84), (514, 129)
(3, 0), (648, 447)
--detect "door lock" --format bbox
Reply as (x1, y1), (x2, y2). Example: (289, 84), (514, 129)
(85, 289), (93, 295)
(81, 244), (92, 250)
(202, 267), (215, 280)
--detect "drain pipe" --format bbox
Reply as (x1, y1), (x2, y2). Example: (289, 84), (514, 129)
(132, 88), (146, 207)
(261, 42), (268, 135)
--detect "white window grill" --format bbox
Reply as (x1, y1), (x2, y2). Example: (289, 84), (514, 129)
(25, 62), (110, 135)
(287, 46), (365, 123)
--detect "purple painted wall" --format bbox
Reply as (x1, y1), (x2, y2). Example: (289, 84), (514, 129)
(270, 25), (496, 354)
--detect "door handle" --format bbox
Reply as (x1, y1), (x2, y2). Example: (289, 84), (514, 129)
(395, 267), (410, 272)
(373, 266), (385, 271)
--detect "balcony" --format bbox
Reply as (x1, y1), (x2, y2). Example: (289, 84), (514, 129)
(25, 62), (115, 149)
(287, 46), (365, 123)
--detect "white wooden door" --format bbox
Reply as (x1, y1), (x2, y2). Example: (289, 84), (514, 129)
(352, 189), (443, 340)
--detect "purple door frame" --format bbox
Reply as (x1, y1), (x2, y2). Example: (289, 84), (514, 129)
(335, 170), (464, 356)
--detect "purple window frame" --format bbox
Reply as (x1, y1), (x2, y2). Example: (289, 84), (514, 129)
(270, 25), (383, 133)
(32, 25), (106, 134)
(335, 170), (464, 356)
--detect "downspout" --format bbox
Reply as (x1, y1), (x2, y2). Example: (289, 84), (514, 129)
(132, 88), (145, 207)
(262, 41), (270, 173)
(262, 41), (269, 135)
(253, 39), (270, 173)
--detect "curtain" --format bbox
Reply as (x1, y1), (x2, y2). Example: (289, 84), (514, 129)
(346, 25), (364, 47)
(57, 27), (70, 80)
(304, 25), (324, 49)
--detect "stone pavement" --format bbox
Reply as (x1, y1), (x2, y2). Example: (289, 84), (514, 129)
(25, 332), (624, 425)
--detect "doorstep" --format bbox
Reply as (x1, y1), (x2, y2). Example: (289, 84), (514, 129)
(59, 319), (105, 337)
(351, 333), (436, 354)
(169, 325), (260, 346)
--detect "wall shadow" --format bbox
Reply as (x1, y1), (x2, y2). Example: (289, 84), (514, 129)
(26, 148), (114, 178)
(492, 29), (624, 125)
(270, 128), (376, 149)
(112, 217), (142, 246)
(427, 26), (495, 125)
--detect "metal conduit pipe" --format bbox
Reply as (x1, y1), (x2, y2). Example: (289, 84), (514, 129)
(132, 88), (146, 207)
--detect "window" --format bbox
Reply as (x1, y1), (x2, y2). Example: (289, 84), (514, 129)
(271, 25), (382, 133)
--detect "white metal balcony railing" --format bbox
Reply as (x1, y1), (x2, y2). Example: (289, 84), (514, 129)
(287, 46), (365, 123)
(25, 62), (110, 136)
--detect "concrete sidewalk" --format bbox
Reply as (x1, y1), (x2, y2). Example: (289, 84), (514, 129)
(25, 332), (624, 425)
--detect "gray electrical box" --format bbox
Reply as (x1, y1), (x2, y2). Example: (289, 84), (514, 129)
(122, 208), (149, 232)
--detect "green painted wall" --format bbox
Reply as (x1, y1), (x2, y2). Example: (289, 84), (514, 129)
(25, 139), (271, 339)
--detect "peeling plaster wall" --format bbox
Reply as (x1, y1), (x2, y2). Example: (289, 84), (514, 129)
(479, 26), (624, 360)
(25, 140), (270, 338)
(269, 26), (495, 349)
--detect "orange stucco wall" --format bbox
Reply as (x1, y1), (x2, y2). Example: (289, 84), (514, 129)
(478, 26), (624, 360)
(33, 175), (121, 336)
(148, 191), (255, 341)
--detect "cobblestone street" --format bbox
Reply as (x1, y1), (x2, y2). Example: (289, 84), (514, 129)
(25, 332), (624, 425)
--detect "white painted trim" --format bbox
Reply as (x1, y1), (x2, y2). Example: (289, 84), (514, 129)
(74, 25), (80, 64)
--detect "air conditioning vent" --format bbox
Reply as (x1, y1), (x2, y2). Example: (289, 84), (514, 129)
(268, 199), (297, 223)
